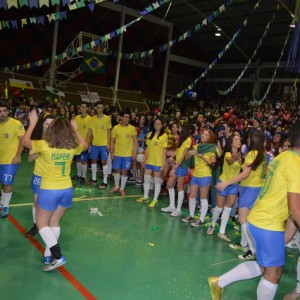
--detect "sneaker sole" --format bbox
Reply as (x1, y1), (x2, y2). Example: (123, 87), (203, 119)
(191, 223), (202, 227)
(43, 259), (66, 272)
(238, 254), (256, 260)
(161, 208), (176, 213)
(229, 245), (249, 252)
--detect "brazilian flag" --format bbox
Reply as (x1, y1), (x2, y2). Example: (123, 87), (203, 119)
(82, 52), (107, 74)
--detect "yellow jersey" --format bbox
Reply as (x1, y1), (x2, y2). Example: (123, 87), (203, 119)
(33, 155), (44, 177)
(248, 150), (300, 231)
(192, 144), (216, 178)
(240, 150), (267, 187)
(112, 124), (137, 157)
(31, 140), (83, 190)
(75, 114), (91, 139)
(145, 133), (168, 167)
(175, 137), (192, 164)
(219, 152), (242, 182)
(0, 118), (25, 164)
(89, 114), (112, 146)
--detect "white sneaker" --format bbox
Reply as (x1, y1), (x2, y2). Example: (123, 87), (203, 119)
(161, 206), (176, 213)
(170, 209), (181, 217)
(286, 236), (299, 249)
(43, 256), (66, 272)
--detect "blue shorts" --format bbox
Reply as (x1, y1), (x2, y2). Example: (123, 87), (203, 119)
(248, 222), (285, 267)
(0, 164), (19, 185)
(31, 174), (42, 195)
(190, 176), (212, 187)
(89, 145), (108, 161)
(175, 166), (188, 177)
(112, 156), (132, 171)
(238, 186), (261, 209)
(145, 164), (161, 172)
(216, 179), (239, 197)
(37, 187), (73, 211)
(74, 150), (89, 162)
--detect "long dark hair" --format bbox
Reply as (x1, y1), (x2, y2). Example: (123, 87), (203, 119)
(177, 123), (192, 148)
(44, 118), (78, 149)
(31, 112), (56, 140)
(248, 131), (266, 170)
(218, 135), (243, 167)
(148, 118), (165, 140)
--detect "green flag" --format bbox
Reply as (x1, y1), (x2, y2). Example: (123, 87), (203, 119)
(82, 52), (107, 74)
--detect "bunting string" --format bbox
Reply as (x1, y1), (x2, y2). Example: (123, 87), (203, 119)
(0, 0), (171, 72)
(256, 29), (291, 103)
(112, 0), (236, 60)
(0, 0), (119, 31)
(216, 8), (278, 95)
(175, 0), (264, 98)
(0, 0), (118, 10)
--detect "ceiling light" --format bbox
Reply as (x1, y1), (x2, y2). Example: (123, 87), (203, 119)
(290, 24), (295, 28)
(215, 32), (221, 37)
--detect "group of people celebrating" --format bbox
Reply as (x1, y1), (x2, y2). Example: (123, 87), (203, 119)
(1, 96), (300, 300)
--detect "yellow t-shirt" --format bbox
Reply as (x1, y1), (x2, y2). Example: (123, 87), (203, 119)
(175, 137), (192, 164)
(248, 150), (300, 231)
(219, 152), (242, 182)
(89, 114), (112, 146)
(240, 150), (267, 187)
(192, 144), (216, 178)
(33, 155), (44, 177)
(75, 114), (91, 139)
(112, 124), (137, 157)
(145, 133), (168, 167)
(31, 140), (83, 189)
(0, 118), (25, 164)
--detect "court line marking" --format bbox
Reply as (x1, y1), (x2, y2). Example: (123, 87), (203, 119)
(8, 214), (97, 300)
(10, 194), (143, 207)
(209, 258), (240, 267)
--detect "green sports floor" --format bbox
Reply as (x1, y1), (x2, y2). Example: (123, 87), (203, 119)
(1, 155), (297, 300)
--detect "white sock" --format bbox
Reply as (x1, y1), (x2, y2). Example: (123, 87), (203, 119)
(211, 206), (223, 227)
(120, 176), (128, 190)
(39, 227), (58, 251)
(44, 227), (61, 257)
(297, 256), (300, 293)
(91, 164), (97, 181)
(168, 187), (175, 208)
(32, 206), (36, 223)
(241, 223), (255, 253)
(257, 277), (278, 300)
(114, 173), (120, 189)
(81, 164), (87, 179)
(1, 191), (12, 207)
(143, 174), (152, 199)
(199, 199), (208, 222)
(240, 223), (248, 247)
(102, 165), (108, 184)
(177, 190), (184, 210)
(218, 261), (262, 288)
(189, 197), (196, 217)
(76, 162), (82, 177)
(219, 207), (232, 234)
(153, 177), (162, 201)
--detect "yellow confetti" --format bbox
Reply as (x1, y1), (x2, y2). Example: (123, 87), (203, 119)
(148, 243), (155, 247)
(288, 254), (294, 257)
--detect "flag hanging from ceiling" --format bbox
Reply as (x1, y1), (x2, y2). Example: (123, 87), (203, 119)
(82, 52), (107, 74)
(9, 78), (34, 89)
